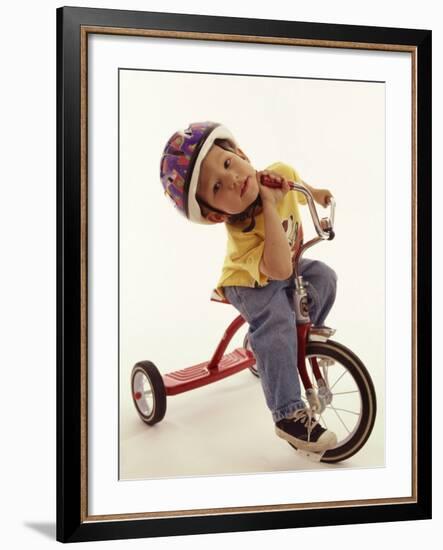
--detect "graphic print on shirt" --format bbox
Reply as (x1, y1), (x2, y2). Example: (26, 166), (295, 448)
(282, 215), (304, 258)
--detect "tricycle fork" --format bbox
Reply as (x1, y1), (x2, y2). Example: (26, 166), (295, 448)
(294, 275), (328, 412)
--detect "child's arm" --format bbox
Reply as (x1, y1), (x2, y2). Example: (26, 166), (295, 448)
(301, 180), (333, 208)
(258, 172), (293, 281)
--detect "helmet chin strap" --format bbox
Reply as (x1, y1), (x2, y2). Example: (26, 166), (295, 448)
(198, 196), (260, 219)
(227, 195), (262, 232)
(197, 193), (262, 232)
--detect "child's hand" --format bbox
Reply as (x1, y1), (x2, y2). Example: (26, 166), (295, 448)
(312, 188), (333, 208)
(257, 170), (290, 206)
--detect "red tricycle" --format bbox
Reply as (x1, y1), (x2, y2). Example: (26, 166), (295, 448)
(131, 180), (376, 463)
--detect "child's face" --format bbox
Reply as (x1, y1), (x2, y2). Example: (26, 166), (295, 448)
(197, 144), (259, 220)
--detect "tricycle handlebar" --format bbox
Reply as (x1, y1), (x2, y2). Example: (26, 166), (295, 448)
(260, 174), (335, 240)
(288, 182), (335, 241)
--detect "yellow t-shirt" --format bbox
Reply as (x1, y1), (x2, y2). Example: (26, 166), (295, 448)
(212, 162), (306, 301)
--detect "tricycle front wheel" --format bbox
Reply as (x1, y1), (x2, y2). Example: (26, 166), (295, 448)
(300, 340), (376, 463)
(243, 335), (376, 463)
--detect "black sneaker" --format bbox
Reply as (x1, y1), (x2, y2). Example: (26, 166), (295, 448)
(275, 409), (337, 453)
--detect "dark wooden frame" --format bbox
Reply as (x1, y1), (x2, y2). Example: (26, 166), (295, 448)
(57, 6), (432, 543)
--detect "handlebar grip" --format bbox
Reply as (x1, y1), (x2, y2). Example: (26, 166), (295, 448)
(260, 174), (283, 188)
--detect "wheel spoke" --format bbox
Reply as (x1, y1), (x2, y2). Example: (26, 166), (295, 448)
(333, 390), (359, 396)
(326, 405), (360, 416)
(330, 369), (348, 391)
(329, 405), (351, 434)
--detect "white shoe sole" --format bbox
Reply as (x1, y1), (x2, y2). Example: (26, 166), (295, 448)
(275, 426), (337, 453)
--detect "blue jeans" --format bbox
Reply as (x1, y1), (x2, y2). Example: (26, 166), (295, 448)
(224, 258), (337, 422)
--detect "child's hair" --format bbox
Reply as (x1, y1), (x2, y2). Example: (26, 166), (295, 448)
(196, 138), (262, 233)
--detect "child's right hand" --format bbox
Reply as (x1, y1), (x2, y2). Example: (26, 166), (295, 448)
(257, 170), (290, 206)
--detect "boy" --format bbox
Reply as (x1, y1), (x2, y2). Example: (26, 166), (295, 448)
(161, 121), (337, 453)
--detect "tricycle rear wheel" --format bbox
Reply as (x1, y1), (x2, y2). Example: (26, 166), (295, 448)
(131, 361), (167, 425)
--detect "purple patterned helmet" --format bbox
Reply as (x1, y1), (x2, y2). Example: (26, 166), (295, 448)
(160, 121), (237, 224)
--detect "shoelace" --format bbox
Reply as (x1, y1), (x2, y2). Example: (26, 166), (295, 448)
(291, 409), (319, 442)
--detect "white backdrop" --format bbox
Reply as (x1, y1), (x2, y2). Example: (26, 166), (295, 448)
(118, 67), (387, 480)
(0, 0), (439, 549)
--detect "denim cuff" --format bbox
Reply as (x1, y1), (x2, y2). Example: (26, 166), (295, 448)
(272, 400), (306, 423)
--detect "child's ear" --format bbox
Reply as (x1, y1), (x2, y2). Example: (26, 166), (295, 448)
(206, 212), (228, 223)
(235, 147), (250, 162)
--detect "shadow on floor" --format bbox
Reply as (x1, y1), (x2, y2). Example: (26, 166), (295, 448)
(24, 522), (56, 540)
